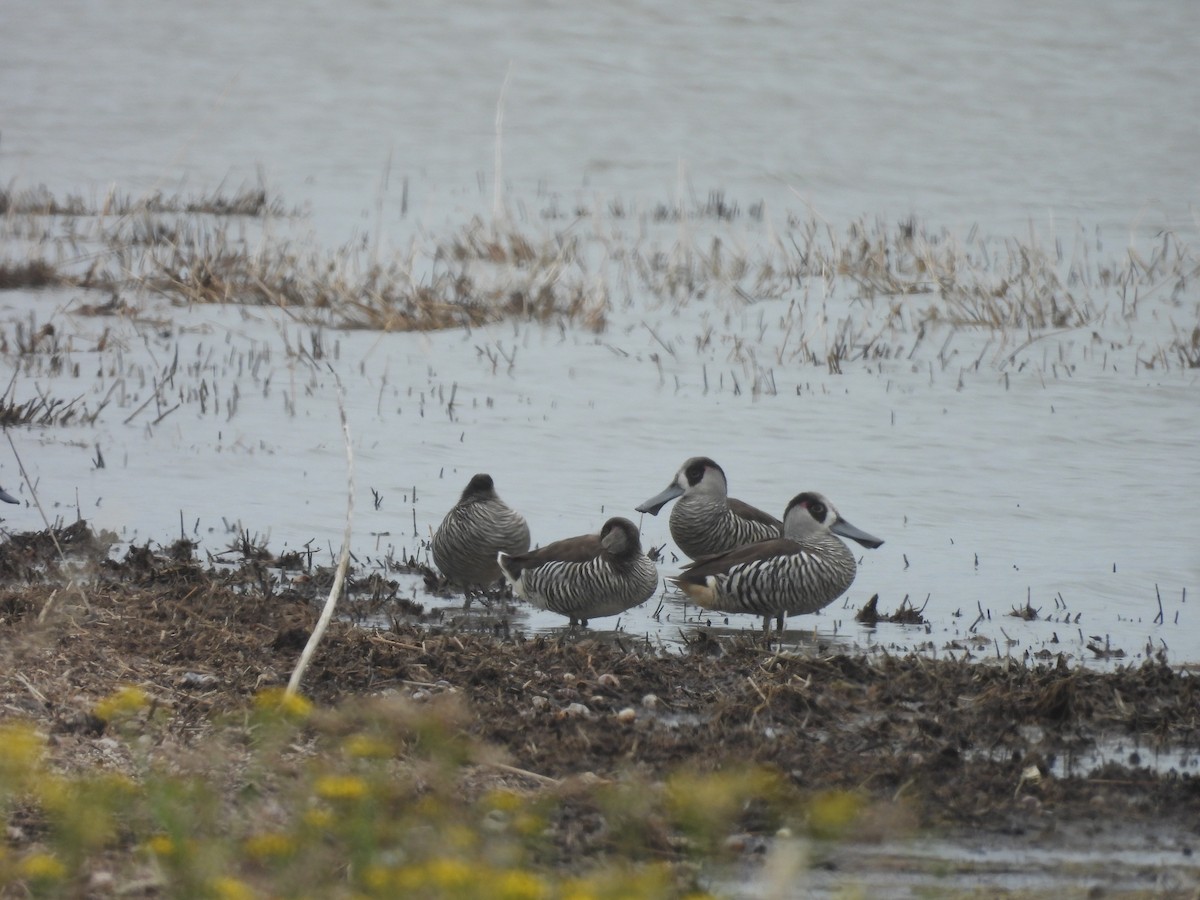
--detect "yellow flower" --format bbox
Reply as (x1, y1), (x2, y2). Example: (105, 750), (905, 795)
(95, 771), (139, 796)
(242, 831), (295, 861)
(145, 835), (177, 858)
(560, 877), (599, 900)
(361, 864), (395, 891)
(343, 733), (393, 759)
(18, 852), (66, 882)
(808, 789), (862, 838)
(425, 857), (472, 889)
(0, 723), (45, 783)
(512, 812), (545, 837)
(210, 876), (256, 900)
(93, 685), (150, 722)
(32, 773), (70, 812)
(665, 768), (780, 841)
(253, 687), (313, 720)
(302, 808), (335, 830)
(484, 788), (524, 813)
(496, 869), (550, 900)
(314, 774), (368, 802)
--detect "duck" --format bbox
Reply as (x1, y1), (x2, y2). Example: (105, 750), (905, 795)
(431, 474), (531, 590)
(672, 491), (883, 633)
(498, 516), (659, 627)
(635, 457), (781, 560)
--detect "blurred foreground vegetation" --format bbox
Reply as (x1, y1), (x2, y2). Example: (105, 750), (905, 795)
(0, 685), (861, 899)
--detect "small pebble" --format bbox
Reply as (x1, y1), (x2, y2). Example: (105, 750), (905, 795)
(411, 690), (431, 703)
(641, 693), (659, 709)
(530, 696), (549, 710)
(88, 872), (115, 891)
(597, 673), (620, 689)
(562, 702), (590, 718)
(616, 707), (637, 724)
(482, 810), (509, 833)
(562, 673), (577, 684)
(179, 672), (218, 688)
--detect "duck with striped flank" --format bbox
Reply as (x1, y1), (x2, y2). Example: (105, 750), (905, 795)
(636, 457), (781, 560)
(431, 474), (531, 591)
(672, 491), (882, 634)
(498, 517), (659, 627)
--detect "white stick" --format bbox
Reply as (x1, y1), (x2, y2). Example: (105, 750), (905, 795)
(493, 61), (513, 223)
(3, 430), (82, 621)
(287, 376), (354, 697)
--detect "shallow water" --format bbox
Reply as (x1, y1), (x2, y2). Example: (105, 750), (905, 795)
(722, 827), (1200, 898)
(3, 0), (1198, 238)
(2, 272), (1196, 669)
(1, 0), (1197, 669)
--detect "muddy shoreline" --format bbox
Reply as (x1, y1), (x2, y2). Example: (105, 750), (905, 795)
(2, 523), (1198, 895)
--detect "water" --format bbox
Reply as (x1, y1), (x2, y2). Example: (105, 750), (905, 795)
(724, 827), (1200, 897)
(3, 0), (1198, 237)
(0, 0), (1197, 668)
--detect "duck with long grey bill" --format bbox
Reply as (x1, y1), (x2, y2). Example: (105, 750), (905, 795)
(0, 487), (18, 505)
(671, 491), (883, 634)
(635, 457), (781, 560)
(498, 517), (659, 627)
(431, 474), (531, 601)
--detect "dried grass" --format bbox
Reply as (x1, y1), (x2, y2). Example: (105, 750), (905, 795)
(1, 188), (1197, 371)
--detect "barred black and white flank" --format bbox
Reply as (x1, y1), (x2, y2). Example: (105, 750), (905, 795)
(635, 457), (781, 560)
(431, 474), (531, 589)
(672, 491), (883, 633)
(497, 517), (659, 627)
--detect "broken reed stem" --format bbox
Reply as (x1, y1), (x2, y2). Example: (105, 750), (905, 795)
(287, 373), (354, 697)
(3, 430), (85, 620)
(483, 761), (563, 787)
(493, 61), (513, 223)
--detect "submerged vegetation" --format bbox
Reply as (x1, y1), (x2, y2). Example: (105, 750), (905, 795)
(1, 185), (1197, 375)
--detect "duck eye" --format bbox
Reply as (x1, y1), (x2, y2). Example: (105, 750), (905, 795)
(811, 502), (825, 519)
